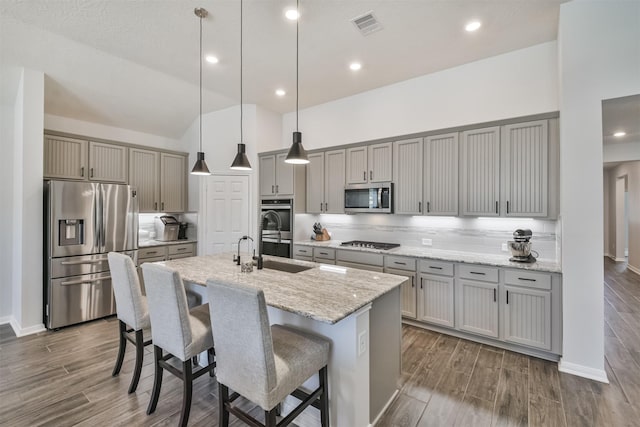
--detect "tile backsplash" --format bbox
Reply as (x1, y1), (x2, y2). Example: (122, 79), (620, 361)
(295, 214), (558, 260)
(138, 213), (198, 241)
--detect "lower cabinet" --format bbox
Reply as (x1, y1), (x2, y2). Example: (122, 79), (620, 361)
(385, 266), (417, 319)
(503, 285), (552, 351)
(457, 279), (499, 338)
(293, 245), (313, 261)
(418, 274), (455, 327)
(138, 243), (196, 291)
(335, 250), (384, 272)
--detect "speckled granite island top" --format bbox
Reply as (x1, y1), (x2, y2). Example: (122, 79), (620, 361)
(158, 253), (407, 324)
(294, 240), (562, 273)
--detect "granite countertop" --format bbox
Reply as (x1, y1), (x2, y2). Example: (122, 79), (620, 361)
(158, 253), (407, 325)
(294, 240), (562, 273)
(139, 239), (197, 248)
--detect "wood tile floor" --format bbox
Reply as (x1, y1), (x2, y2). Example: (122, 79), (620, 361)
(1, 258), (639, 426)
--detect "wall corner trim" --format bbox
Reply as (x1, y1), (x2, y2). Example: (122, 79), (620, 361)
(627, 264), (640, 277)
(558, 359), (609, 383)
(0, 316), (12, 325)
(9, 317), (46, 337)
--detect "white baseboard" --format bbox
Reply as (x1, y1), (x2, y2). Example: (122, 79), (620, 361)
(0, 316), (11, 325)
(628, 264), (640, 276)
(9, 317), (46, 337)
(604, 253), (614, 260)
(558, 359), (609, 383)
(614, 257), (627, 262)
(370, 389), (400, 427)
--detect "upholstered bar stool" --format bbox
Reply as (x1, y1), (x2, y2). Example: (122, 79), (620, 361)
(108, 252), (152, 394)
(206, 279), (330, 427)
(142, 263), (216, 427)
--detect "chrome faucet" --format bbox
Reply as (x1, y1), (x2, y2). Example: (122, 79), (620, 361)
(255, 210), (281, 269)
(234, 235), (254, 265)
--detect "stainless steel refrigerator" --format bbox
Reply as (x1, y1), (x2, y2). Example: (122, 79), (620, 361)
(44, 180), (138, 329)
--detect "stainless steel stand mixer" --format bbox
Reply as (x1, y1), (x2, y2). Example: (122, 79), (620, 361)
(508, 229), (538, 263)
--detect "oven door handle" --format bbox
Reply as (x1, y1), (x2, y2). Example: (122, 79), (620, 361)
(261, 205), (291, 210)
(262, 238), (291, 244)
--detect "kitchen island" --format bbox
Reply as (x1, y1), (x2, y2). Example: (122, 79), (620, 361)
(158, 253), (406, 427)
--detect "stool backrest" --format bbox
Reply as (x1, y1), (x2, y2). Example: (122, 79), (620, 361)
(142, 263), (193, 360)
(108, 252), (147, 330)
(206, 280), (276, 397)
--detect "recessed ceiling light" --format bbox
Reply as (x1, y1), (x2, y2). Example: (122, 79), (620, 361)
(205, 55), (219, 64)
(275, 89), (286, 97)
(614, 131), (626, 137)
(285, 9), (299, 20)
(349, 62), (362, 71)
(465, 20), (482, 32)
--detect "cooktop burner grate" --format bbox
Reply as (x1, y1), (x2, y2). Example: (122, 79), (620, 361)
(340, 240), (400, 250)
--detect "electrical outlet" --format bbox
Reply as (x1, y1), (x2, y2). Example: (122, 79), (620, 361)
(422, 238), (432, 246)
(501, 243), (508, 252)
(358, 330), (367, 356)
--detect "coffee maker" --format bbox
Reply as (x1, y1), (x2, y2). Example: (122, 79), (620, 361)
(508, 229), (538, 263)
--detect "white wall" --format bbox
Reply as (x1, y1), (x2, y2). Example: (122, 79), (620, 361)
(603, 141), (640, 163)
(44, 114), (183, 152)
(11, 68), (45, 335)
(0, 105), (14, 321)
(276, 42), (558, 151)
(603, 171), (610, 256)
(557, 0), (640, 381)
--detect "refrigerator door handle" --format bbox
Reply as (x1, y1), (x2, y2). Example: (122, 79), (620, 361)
(99, 184), (106, 252)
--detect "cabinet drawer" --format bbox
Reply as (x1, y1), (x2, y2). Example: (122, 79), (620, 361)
(168, 243), (195, 256)
(458, 264), (498, 283)
(336, 260), (384, 273)
(138, 255), (166, 265)
(384, 256), (416, 271)
(168, 253), (193, 260)
(139, 247), (167, 258)
(336, 250), (384, 267)
(419, 259), (454, 277)
(504, 270), (551, 290)
(313, 248), (336, 260)
(293, 245), (313, 257)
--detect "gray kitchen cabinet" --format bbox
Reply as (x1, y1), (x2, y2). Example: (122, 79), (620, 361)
(88, 141), (128, 183)
(460, 127), (501, 216)
(346, 142), (392, 185)
(305, 149), (346, 214)
(44, 135), (88, 180)
(393, 138), (423, 215)
(418, 274), (455, 327)
(423, 133), (459, 216)
(129, 148), (160, 212)
(336, 250), (384, 272)
(503, 285), (552, 350)
(385, 265), (417, 320)
(457, 279), (499, 338)
(293, 245), (313, 262)
(502, 120), (549, 217)
(313, 247), (336, 264)
(260, 153), (295, 197)
(160, 153), (186, 212)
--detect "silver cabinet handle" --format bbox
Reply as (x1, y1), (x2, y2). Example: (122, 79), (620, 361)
(176, 248), (187, 251)
(394, 261), (406, 266)
(320, 203), (323, 212)
(506, 290), (509, 304)
(145, 251), (158, 255)
(275, 185), (279, 193)
(369, 170), (373, 180)
(272, 185), (275, 193)
(420, 278), (423, 290)
(319, 252), (328, 255)
(493, 288), (497, 302)
(325, 202), (328, 211)
(80, 166), (85, 177)
(299, 249), (308, 253)
(429, 266), (442, 270)
(411, 276), (415, 288)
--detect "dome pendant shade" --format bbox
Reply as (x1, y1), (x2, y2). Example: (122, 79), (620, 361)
(285, 131), (309, 164)
(230, 143), (252, 170)
(191, 151), (211, 175)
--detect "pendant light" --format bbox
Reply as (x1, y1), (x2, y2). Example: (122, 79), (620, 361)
(284, 0), (309, 164)
(191, 7), (211, 176)
(230, 0), (252, 170)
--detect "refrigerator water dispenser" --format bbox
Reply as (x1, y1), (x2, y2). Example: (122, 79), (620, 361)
(58, 219), (84, 246)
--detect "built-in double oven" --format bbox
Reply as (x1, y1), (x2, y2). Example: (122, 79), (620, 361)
(260, 199), (293, 258)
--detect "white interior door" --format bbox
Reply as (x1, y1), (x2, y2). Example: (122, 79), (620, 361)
(202, 175), (251, 255)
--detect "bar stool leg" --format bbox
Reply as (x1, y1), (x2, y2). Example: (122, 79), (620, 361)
(147, 346), (164, 415)
(112, 320), (127, 376)
(218, 383), (230, 427)
(128, 329), (144, 393)
(179, 359), (193, 427)
(265, 408), (277, 427)
(319, 366), (329, 427)
(207, 347), (215, 377)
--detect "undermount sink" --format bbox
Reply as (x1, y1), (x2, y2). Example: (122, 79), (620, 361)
(262, 260), (313, 274)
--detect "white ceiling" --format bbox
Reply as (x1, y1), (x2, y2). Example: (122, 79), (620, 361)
(1, 0), (567, 139)
(602, 94), (640, 145)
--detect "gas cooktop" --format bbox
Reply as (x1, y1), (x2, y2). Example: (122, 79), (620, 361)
(340, 240), (400, 250)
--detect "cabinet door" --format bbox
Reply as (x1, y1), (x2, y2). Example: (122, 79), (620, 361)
(393, 138), (422, 214)
(424, 133), (458, 216)
(324, 149), (346, 213)
(160, 153), (186, 212)
(259, 155), (276, 196)
(503, 120), (548, 217)
(129, 148), (160, 212)
(368, 142), (393, 182)
(458, 279), (498, 338)
(460, 127), (500, 216)
(504, 286), (551, 350)
(275, 153), (294, 196)
(418, 274), (454, 327)
(44, 135), (88, 180)
(386, 268), (417, 319)
(88, 142), (128, 183)
(306, 152), (325, 213)
(346, 146), (368, 184)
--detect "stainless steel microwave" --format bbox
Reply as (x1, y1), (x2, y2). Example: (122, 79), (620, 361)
(344, 183), (393, 213)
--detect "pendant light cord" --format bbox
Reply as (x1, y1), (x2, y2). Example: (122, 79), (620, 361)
(240, 0), (243, 144)
(199, 11), (203, 152)
(296, 0), (299, 132)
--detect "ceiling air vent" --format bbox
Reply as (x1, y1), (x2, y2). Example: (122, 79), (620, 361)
(351, 11), (383, 36)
